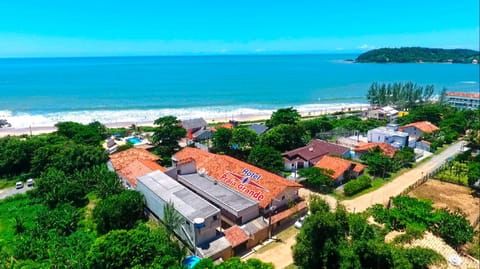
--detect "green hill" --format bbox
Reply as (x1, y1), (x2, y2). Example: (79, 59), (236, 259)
(356, 47), (480, 63)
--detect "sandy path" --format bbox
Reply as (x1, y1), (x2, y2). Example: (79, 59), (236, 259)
(342, 141), (464, 212)
(246, 229), (299, 269)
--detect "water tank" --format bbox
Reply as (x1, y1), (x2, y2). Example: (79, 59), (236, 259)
(193, 218), (205, 228)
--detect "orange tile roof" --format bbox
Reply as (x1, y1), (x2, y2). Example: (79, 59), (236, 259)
(401, 121), (439, 134)
(109, 148), (161, 171)
(224, 225), (249, 247)
(109, 148), (166, 187)
(119, 159), (166, 187)
(446, 92), (480, 99)
(315, 155), (354, 180)
(271, 201), (307, 224)
(355, 142), (398, 158)
(353, 162), (366, 173)
(173, 147), (302, 208)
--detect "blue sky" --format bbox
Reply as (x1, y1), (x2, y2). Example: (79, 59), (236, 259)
(0, 1), (478, 57)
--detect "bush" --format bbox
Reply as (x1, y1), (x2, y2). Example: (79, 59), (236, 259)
(343, 175), (372, 196)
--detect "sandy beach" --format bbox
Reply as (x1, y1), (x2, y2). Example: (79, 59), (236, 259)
(0, 104), (368, 137)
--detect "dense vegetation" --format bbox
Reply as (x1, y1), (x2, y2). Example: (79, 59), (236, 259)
(370, 196), (474, 249)
(343, 175), (372, 196)
(0, 122), (188, 268)
(293, 197), (445, 269)
(356, 47), (479, 63)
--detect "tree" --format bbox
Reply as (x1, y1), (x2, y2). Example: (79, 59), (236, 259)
(55, 121), (103, 146)
(93, 190), (146, 234)
(151, 116), (186, 157)
(393, 147), (415, 170)
(298, 167), (334, 193)
(266, 107), (301, 128)
(230, 127), (258, 150)
(360, 146), (394, 178)
(87, 225), (184, 269)
(299, 117), (333, 138)
(163, 201), (183, 236)
(433, 209), (474, 249)
(247, 146), (284, 174)
(212, 127), (233, 153)
(260, 124), (306, 152)
(194, 257), (273, 269)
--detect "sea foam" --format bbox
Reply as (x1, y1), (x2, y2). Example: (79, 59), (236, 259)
(2, 103), (369, 128)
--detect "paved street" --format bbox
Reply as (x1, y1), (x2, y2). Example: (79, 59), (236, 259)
(0, 185), (30, 200)
(342, 141), (464, 212)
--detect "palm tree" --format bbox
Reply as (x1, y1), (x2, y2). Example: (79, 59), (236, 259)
(163, 201), (183, 236)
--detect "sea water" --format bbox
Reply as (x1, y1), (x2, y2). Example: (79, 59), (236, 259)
(0, 54), (478, 127)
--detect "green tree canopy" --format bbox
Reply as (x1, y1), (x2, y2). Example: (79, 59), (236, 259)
(298, 167), (334, 193)
(212, 127), (233, 153)
(247, 145), (284, 174)
(230, 127), (258, 150)
(93, 190), (146, 234)
(266, 107), (301, 128)
(152, 116), (186, 158)
(260, 124), (306, 152)
(55, 121), (105, 146)
(87, 225), (184, 269)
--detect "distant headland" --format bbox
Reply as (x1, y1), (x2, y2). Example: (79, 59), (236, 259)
(355, 47), (480, 64)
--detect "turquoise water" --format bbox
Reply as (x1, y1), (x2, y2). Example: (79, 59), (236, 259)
(127, 137), (142, 144)
(0, 54), (478, 127)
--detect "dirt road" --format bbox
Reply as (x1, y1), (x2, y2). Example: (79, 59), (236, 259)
(342, 141), (464, 212)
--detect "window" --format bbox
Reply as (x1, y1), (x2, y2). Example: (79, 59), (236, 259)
(213, 215), (218, 221)
(185, 220), (190, 226)
(282, 195), (285, 200)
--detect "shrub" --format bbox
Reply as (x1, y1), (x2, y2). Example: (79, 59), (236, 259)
(343, 175), (372, 196)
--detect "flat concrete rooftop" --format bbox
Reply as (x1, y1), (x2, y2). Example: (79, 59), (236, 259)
(138, 171), (219, 221)
(179, 173), (259, 215)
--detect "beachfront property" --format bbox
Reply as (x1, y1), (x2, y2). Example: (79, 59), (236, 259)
(314, 155), (365, 185)
(367, 124), (409, 148)
(282, 139), (350, 171)
(107, 148), (166, 189)
(136, 171), (228, 258)
(364, 106), (399, 121)
(173, 147), (303, 213)
(445, 91), (480, 110)
(399, 121), (439, 139)
(168, 157), (260, 226)
(182, 118), (208, 140)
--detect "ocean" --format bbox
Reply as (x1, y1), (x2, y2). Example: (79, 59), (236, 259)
(0, 54), (478, 128)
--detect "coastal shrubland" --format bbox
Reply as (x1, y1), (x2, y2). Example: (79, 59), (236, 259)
(293, 197), (445, 269)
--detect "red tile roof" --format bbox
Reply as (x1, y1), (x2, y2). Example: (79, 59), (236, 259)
(109, 148), (161, 171)
(109, 148), (166, 187)
(282, 139), (349, 164)
(271, 201), (308, 224)
(446, 92), (480, 99)
(315, 155), (354, 180)
(173, 147), (301, 208)
(119, 159), (166, 187)
(353, 162), (366, 174)
(224, 225), (249, 247)
(355, 142), (398, 158)
(400, 121), (439, 134)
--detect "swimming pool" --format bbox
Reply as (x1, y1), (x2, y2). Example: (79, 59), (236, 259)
(127, 137), (142, 144)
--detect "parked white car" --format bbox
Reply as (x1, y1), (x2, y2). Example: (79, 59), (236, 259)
(26, 178), (35, 187)
(15, 181), (24, 189)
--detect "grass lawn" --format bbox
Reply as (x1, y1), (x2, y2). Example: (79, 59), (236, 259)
(0, 179), (15, 190)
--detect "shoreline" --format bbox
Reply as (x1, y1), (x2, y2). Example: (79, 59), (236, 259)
(0, 104), (369, 137)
